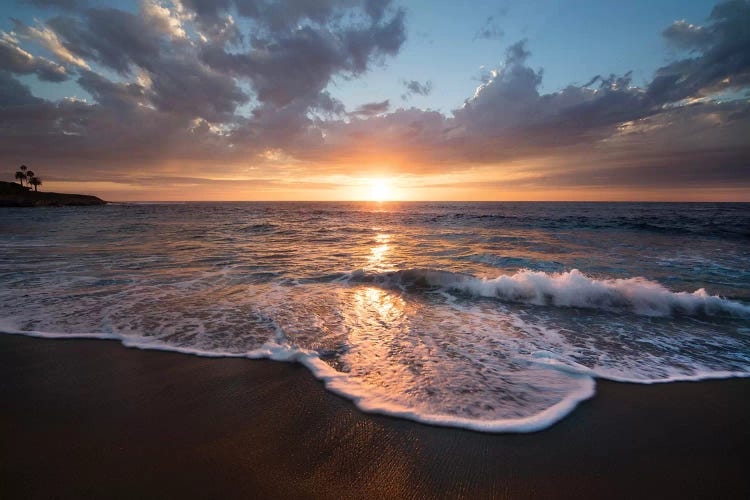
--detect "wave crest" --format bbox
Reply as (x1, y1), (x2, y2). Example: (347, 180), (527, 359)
(353, 268), (750, 318)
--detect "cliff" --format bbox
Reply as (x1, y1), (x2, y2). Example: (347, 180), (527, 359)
(0, 181), (107, 207)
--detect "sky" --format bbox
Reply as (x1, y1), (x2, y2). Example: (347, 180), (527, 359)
(1, 0), (749, 201)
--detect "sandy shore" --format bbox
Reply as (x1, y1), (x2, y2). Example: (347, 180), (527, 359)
(1, 334), (748, 499)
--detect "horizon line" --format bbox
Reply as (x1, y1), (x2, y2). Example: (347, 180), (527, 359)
(103, 199), (750, 203)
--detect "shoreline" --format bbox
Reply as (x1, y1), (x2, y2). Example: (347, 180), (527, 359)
(1, 334), (748, 498)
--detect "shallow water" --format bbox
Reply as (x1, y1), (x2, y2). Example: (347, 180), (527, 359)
(1, 202), (749, 431)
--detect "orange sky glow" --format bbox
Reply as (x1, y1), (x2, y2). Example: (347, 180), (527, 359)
(44, 176), (750, 203)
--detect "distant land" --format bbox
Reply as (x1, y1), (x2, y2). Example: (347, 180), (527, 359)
(0, 181), (106, 207)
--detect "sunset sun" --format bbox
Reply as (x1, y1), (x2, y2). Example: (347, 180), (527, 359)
(369, 178), (392, 202)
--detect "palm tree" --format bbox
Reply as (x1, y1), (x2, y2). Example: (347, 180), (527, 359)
(16, 165), (29, 187)
(29, 176), (42, 192)
(26, 169), (35, 179)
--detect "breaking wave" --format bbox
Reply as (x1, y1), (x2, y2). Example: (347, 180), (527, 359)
(351, 268), (750, 318)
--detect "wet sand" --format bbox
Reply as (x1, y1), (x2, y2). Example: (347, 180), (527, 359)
(1, 334), (748, 499)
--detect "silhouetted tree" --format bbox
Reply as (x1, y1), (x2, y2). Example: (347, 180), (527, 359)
(17, 165), (29, 187)
(29, 176), (42, 192)
(26, 169), (34, 179)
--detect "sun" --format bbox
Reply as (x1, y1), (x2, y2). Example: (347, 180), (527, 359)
(369, 178), (392, 202)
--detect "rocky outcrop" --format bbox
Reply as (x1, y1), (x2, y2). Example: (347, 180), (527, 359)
(0, 181), (107, 207)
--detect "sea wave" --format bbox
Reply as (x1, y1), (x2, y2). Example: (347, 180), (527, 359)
(347, 268), (750, 318)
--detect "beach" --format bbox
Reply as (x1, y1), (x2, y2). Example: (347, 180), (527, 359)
(1, 334), (748, 499)
(3, 0), (750, 495)
(2, 0), (749, 493)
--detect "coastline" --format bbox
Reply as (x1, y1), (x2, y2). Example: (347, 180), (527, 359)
(0, 181), (106, 207)
(1, 334), (748, 499)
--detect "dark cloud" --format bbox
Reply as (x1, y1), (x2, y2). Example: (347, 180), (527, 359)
(45, 9), (168, 74)
(76, 70), (146, 110)
(518, 100), (750, 190)
(0, 71), (45, 106)
(349, 99), (389, 117)
(454, 40), (547, 131)
(649, 0), (750, 103)
(177, 0), (239, 42)
(663, 20), (712, 50)
(200, 2), (405, 115)
(182, 0), (397, 38)
(473, 15), (504, 41)
(451, 39), (644, 144)
(364, 0), (391, 21)
(148, 57), (248, 120)
(42, 6), (248, 122)
(203, 21), (397, 106)
(401, 79), (432, 100)
(23, 0), (84, 9)
(0, 34), (68, 82)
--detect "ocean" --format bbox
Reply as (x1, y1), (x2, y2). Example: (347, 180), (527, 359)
(1, 202), (749, 432)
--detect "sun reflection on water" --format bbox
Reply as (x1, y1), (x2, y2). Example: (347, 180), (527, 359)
(342, 285), (438, 399)
(346, 286), (409, 375)
(367, 233), (392, 271)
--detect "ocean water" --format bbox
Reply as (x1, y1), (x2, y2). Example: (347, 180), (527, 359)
(1, 202), (749, 432)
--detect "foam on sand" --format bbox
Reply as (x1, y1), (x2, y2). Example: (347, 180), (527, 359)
(0, 323), (599, 433)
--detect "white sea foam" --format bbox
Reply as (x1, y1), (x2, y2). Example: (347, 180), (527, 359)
(0, 320), (597, 433)
(5, 314), (748, 432)
(364, 268), (750, 318)
(2, 270), (749, 434)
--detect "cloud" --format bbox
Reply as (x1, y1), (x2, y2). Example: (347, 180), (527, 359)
(43, 5), (248, 122)
(23, 0), (84, 9)
(76, 70), (147, 110)
(310, 13), (750, 184)
(0, 0), (407, 179)
(202, 13), (405, 108)
(450, 40), (644, 142)
(12, 18), (90, 69)
(401, 79), (432, 100)
(649, 0), (750, 103)
(141, 0), (188, 39)
(44, 8), (167, 74)
(663, 20), (712, 50)
(454, 40), (547, 131)
(179, 0), (399, 39)
(473, 14), (504, 41)
(0, 71), (46, 106)
(349, 99), (390, 117)
(510, 99), (750, 190)
(197, 0), (406, 139)
(0, 32), (68, 81)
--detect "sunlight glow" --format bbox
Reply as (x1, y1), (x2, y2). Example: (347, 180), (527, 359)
(369, 178), (392, 202)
